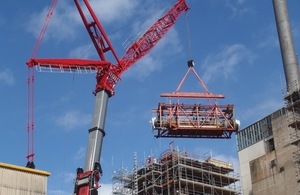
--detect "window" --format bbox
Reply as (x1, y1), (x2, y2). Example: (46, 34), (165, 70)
(237, 114), (274, 151)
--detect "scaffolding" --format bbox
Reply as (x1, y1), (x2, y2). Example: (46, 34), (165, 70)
(112, 168), (133, 195)
(112, 147), (240, 195)
(285, 80), (300, 190)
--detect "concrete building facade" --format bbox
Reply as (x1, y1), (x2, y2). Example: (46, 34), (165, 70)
(0, 162), (50, 195)
(237, 107), (300, 195)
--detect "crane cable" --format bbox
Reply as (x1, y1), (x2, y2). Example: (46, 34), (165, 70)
(184, 11), (213, 105)
(26, 0), (57, 167)
(185, 11), (193, 61)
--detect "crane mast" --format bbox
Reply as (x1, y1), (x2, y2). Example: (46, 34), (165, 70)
(27, 0), (189, 194)
(74, 0), (120, 64)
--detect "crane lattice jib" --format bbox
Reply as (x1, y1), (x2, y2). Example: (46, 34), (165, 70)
(119, 0), (189, 71)
(96, 0), (189, 95)
(100, 0), (189, 96)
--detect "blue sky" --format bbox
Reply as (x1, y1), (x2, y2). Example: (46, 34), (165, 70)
(1, 0), (299, 194)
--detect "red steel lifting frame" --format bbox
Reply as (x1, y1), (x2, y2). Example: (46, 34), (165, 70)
(152, 103), (238, 139)
(151, 62), (239, 139)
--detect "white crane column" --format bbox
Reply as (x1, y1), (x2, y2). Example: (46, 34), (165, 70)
(84, 90), (109, 171)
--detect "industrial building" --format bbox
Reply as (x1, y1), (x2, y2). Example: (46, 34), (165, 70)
(237, 0), (300, 194)
(237, 87), (300, 194)
(0, 162), (50, 195)
(236, 106), (300, 194)
(237, 89), (300, 195)
(112, 147), (241, 195)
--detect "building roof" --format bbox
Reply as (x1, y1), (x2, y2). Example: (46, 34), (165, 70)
(0, 162), (50, 177)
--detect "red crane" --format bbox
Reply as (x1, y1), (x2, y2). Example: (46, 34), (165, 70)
(27, 0), (189, 194)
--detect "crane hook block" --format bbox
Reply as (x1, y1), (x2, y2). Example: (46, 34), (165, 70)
(187, 60), (195, 67)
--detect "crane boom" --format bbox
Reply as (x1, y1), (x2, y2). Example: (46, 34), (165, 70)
(119, 0), (189, 71)
(27, 0), (189, 194)
(28, 0), (189, 96)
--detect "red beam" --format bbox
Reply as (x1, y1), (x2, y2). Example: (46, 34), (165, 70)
(160, 92), (225, 99)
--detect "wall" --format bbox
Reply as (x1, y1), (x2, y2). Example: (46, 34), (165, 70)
(251, 113), (299, 195)
(238, 140), (266, 195)
(0, 162), (50, 195)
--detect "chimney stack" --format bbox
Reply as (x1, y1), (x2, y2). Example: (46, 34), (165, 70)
(273, 0), (300, 95)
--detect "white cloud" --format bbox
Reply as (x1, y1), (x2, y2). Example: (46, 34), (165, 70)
(238, 98), (283, 127)
(48, 2), (81, 41)
(257, 24), (279, 49)
(109, 107), (137, 128)
(74, 146), (86, 161)
(90, 0), (139, 24)
(225, 0), (252, 18)
(38, 1), (82, 41)
(55, 110), (91, 130)
(48, 189), (71, 195)
(0, 69), (15, 86)
(237, 0), (246, 4)
(62, 172), (76, 184)
(26, 1), (80, 42)
(202, 44), (254, 83)
(98, 183), (112, 194)
(68, 43), (95, 59)
(26, 0), (141, 43)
